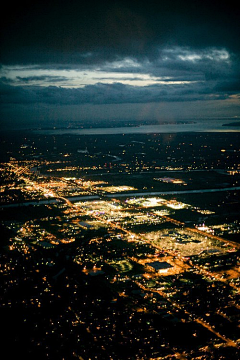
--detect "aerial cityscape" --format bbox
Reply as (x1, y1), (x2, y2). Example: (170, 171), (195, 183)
(1, 127), (240, 359)
(1, 0), (240, 359)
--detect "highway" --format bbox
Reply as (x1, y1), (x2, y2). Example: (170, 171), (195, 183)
(6, 162), (240, 349)
(105, 186), (240, 198)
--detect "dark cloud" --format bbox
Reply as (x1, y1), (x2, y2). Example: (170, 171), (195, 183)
(102, 47), (236, 82)
(0, 78), (230, 107)
(2, 45), (237, 98)
(214, 78), (240, 93)
(16, 76), (66, 84)
(1, 0), (240, 65)
(0, 0), (239, 125)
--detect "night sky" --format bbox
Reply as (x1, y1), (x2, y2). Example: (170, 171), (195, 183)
(1, 0), (240, 128)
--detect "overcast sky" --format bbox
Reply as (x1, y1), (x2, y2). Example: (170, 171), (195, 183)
(1, 0), (240, 128)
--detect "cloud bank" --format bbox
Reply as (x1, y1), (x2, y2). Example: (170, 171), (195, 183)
(0, 0), (240, 125)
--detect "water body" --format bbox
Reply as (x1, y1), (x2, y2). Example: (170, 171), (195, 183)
(35, 119), (240, 136)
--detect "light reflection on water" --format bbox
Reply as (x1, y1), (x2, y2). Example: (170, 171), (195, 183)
(36, 119), (240, 135)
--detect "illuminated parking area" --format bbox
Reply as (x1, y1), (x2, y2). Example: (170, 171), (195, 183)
(94, 185), (137, 193)
(126, 197), (166, 207)
(126, 196), (190, 210)
(75, 200), (122, 211)
(165, 200), (190, 209)
(109, 259), (134, 273)
(154, 177), (187, 185)
(136, 254), (188, 276)
(74, 199), (165, 228)
(144, 228), (231, 257)
(153, 209), (170, 216)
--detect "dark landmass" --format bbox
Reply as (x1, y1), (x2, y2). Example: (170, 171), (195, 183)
(37, 119), (196, 131)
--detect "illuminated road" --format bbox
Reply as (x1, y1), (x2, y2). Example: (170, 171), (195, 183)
(185, 224), (240, 249)
(72, 200), (239, 348)
(105, 186), (240, 198)
(7, 162), (240, 349)
(85, 204), (239, 348)
(134, 279), (239, 349)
